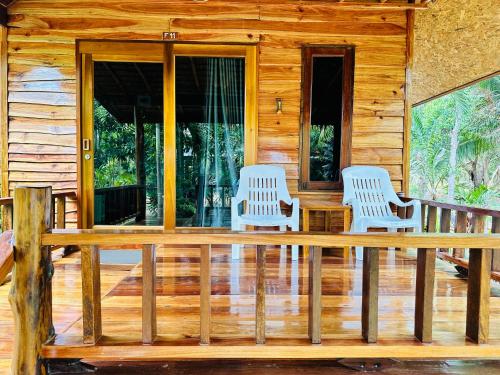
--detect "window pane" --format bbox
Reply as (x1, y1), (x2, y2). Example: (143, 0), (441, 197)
(175, 57), (245, 227)
(309, 56), (344, 182)
(93, 62), (164, 226)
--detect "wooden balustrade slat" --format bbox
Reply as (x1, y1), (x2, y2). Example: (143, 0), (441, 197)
(1, 204), (13, 231)
(362, 247), (379, 343)
(414, 247), (436, 343)
(81, 245), (102, 345)
(492, 217), (500, 272)
(401, 196), (500, 218)
(466, 214), (490, 344)
(439, 208), (451, 253)
(200, 244), (211, 345)
(466, 247), (492, 344)
(51, 197), (56, 229)
(56, 196), (66, 229)
(308, 246), (322, 344)
(426, 206), (437, 234)
(420, 204), (427, 233)
(453, 211), (468, 258)
(10, 186), (53, 375)
(256, 245), (266, 344)
(142, 244), (156, 345)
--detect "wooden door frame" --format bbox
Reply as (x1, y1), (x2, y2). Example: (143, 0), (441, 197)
(77, 41), (258, 230)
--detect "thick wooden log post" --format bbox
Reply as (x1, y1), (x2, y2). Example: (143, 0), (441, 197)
(9, 186), (54, 375)
(142, 245), (156, 344)
(466, 214), (491, 344)
(81, 245), (102, 344)
(200, 244), (211, 345)
(255, 245), (266, 344)
(308, 246), (322, 344)
(362, 247), (379, 343)
(414, 248), (436, 343)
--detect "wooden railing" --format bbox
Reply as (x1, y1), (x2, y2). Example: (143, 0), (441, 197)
(9, 187), (500, 374)
(400, 196), (500, 281)
(0, 189), (75, 232)
(94, 185), (145, 225)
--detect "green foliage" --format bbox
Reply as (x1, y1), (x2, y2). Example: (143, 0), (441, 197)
(310, 125), (336, 181)
(410, 76), (500, 208)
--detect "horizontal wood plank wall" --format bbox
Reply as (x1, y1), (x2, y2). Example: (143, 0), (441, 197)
(6, 0), (407, 228)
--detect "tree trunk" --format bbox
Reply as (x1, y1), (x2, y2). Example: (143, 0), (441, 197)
(447, 97), (461, 201)
(9, 186), (53, 375)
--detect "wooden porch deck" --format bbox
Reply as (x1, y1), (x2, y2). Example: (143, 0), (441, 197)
(1, 245), (499, 373)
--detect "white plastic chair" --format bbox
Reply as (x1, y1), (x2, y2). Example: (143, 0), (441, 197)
(231, 165), (300, 261)
(342, 166), (421, 260)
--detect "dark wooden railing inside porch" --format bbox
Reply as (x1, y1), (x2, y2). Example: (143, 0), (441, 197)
(0, 189), (76, 285)
(400, 196), (500, 281)
(8, 186), (500, 374)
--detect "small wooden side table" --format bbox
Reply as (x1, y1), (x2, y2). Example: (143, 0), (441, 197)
(301, 198), (351, 259)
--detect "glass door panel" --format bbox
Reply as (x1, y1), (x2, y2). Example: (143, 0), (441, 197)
(92, 61), (164, 226)
(175, 57), (245, 227)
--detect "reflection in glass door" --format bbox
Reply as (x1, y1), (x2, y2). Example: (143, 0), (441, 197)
(92, 62), (164, 226)
(175, 57), (245, 227)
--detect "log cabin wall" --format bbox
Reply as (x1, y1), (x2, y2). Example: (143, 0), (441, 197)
(4, 0), (410, 229)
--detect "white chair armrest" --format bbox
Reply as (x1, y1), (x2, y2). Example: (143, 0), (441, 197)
(291, 197), (299, 223)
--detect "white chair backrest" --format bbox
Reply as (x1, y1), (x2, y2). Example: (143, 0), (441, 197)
(342, 166), (399, 218)
(235, 165), (292, 216)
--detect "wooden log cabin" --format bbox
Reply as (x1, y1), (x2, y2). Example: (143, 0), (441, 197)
(0, 0), (420, 231)
(0, 0), (499, 374)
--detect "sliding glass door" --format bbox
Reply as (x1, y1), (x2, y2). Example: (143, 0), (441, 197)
(175, 57), (245, 227)
(80, 42), (256, 229)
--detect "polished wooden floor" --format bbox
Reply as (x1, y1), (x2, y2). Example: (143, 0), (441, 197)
(1, 246), (499, 374)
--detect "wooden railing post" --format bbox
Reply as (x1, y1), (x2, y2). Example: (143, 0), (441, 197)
(255, 245), (266, 344)
(420, 204), (427, 232)
(1, 203), (13, 231)
(81, 245), (102, 344)
(466, 214), (491, 343)
(439, 208), (451, 253)
(9, 186), (53, 375)
(414, 247), (436, 342)
(56, 196), (66, 229)
(308, 246), (322, 344)
(491, 217), (500, 272)
(453, 211), (468, 258)
(142, 244), (156, 344)
(200, 244), (211, 345)
(362, 247), (379, 343)
(426, 206), (437, 234)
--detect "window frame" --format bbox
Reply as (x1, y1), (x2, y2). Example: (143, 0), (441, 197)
(300, 46), (354, 191)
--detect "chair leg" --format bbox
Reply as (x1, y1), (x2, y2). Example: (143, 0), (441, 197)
(231, 244), (240, 260)
(280, 225), (287, 252)
(231, 224), (245, 260)
(291, 223), (299, 262)
(388, 227), (396, 251)
(355, 246), (364, 261)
